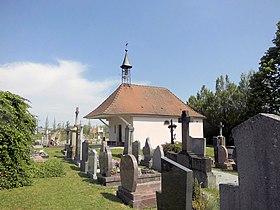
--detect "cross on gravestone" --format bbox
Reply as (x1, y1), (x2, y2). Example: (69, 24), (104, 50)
(218, 122), (224, 136)
(123, 125), (134, 155)
(75, 107), (79, 126)
(180, 110), (190, 154)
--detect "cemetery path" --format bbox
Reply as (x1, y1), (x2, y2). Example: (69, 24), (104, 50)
(212, 170), (238, 188)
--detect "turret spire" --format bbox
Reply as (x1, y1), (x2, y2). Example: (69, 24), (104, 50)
(120, 42), (132, 84)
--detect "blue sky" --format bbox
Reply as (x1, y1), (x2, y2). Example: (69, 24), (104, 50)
(0, 1), (279, 126)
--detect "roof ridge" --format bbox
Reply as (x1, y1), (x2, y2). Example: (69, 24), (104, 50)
(130, 83), (167, 90)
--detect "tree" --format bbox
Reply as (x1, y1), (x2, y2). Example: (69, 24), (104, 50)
(248, 21), (280, 115)
(187, 74), (251, 143)
(45, 116), (49, 131)
(0, 91), (36, 189)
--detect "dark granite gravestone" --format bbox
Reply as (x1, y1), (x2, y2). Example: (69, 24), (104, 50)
(117, 154), (161, 209)
(156, 157), (193, 210)
(152, 145), (164, 172)
(99, 146), (112, 177)
(140, 137), (153, 167)
(80, 140), (89, 173)
(132, 140), (141, 164)
(87, 149), (97, 179)
(120, 154), (138, 192)
(220, 113), (280, 210)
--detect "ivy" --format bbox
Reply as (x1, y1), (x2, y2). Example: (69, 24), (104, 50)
(0, 91), (36, 189)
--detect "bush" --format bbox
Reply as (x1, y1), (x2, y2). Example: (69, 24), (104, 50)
(0, 91), (36, 189)
(31, 159), (65, 178)
(192, 179), (207, 210)
(162, 142), (182, 155)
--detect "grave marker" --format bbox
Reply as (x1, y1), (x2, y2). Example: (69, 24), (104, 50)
(152, 145), (164, 172)
(132, 140), (141, 164)
(220, 113), (280, 210)
(140, 137), (153, 167)
(88, 149), (98, 179)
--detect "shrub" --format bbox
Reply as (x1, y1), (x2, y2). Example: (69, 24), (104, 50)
(31, 159), (65, 178)
(162, 142), (182, 155)
(0, 91), (36, 189)
(192, 179), (207, 210)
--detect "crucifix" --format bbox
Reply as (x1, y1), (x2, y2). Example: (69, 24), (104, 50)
(75, 107), (79, 126)
(218, 122), (224, 136)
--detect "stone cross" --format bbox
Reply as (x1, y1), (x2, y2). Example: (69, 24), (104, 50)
(181, 110), (190, 154)
(88, 149), (98, 179)
(218, 122), (224, 136)
(123, 125), (134, 155)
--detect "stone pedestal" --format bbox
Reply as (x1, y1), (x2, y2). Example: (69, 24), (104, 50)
(117, 181), (161, 209)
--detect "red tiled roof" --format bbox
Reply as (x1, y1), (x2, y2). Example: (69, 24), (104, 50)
(84, 84), (204, 119)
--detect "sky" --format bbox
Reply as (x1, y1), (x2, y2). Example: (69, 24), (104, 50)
(0, 1), (280, 127)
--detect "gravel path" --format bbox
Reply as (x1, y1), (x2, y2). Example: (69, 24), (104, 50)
(212, 170), (238, 189)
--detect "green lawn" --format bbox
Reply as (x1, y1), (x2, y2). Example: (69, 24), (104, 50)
(0, 148), (131, 210)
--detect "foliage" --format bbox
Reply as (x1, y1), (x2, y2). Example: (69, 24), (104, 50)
(162, 142), (182, 155)
(192, 179), (207, 210)
(0, 91), (36, 189)
(248, 21), (280, 115)
(31, 159), (65, 178)
(187, 73), (252, 143)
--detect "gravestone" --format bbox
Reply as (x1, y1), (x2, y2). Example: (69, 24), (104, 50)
(232, 147), (237, 171)
(123, 125), (134, 155)
(88, 149), (98, 179)
(220, 113), (280, 210)
(120, 154), (138, 192)
(69, 127), (77, 160)
(80, 140), (89, 173)
(216, 145), (228, 169)
(79, 124), (85, 161)
(117, 154), (161, 209)
(175, 111), (215, 188)
(140, 137), (153, 167)
(99, 146), (112, 177)
(132, 140), (141, 164)
(152, 145), (164, 172)
(156, 157), (193, 210)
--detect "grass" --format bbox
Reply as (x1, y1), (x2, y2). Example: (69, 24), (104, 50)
(0, 148), (131, 210)
(202, 188), (220, 210)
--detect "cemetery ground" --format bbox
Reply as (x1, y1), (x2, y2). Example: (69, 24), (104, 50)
(0, 147), (221, 210)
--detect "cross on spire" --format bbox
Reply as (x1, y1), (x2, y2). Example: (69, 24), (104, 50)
(218, 122), (224, 136)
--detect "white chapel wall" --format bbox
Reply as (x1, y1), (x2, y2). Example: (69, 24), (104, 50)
(133, 116), (182, 149)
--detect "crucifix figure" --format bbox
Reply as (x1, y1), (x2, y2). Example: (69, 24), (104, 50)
(75, 107), (79, 126)
(218, 122), (224, 136)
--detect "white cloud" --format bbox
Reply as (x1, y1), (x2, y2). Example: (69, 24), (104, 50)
(0, 60), (120, 126)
